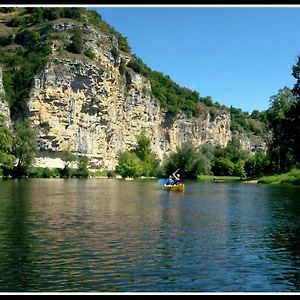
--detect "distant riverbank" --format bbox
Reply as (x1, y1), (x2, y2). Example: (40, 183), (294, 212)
(2, 169), (300, 186)
(257, 169), (300, 186)
(197, 171), (300, 186)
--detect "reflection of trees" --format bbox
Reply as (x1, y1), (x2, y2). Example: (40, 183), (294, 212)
(265, 187), (300, 290)
(0, 180), (35, 291)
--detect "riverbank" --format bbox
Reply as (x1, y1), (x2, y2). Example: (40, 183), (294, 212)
(2, 168), (300, 186)
(258, 169), (300, 186)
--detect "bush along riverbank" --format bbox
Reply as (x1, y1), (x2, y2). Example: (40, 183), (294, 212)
(258, 169), (300, 186)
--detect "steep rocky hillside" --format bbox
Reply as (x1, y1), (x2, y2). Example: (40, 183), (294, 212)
(0, 8), (266, 170)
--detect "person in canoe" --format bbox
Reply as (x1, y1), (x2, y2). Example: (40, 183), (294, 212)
(166, 175), (174, 186)
(172, 170), (181, 185)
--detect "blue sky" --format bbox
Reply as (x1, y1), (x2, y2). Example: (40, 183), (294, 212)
(91, 6), (300, 113)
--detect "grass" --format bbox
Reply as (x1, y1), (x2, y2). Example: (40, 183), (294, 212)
(258, 169), (300, 186)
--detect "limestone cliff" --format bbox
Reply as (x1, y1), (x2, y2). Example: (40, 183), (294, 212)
(0, 67), (11, 127)
(0, 12), (265, 171)
(28, 56), (232, 170)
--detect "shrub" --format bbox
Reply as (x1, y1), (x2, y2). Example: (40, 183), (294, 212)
(163, 142), (211, 179)
(212, 157), (235, 176)
(66, 29), (83, 54)
(74, 156), (89, 178)
(0, 35), (13, 47)
(115, 150), (143, 178)
(111, 47), (119, 60)
(84, 48), (96, 60)
(29, 167), (60, 178)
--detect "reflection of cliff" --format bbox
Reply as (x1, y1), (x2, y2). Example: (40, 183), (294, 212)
(0, 181), (34, 290)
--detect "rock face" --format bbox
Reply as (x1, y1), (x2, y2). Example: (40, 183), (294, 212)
(1, 20), (264, 170)
(28, 57), (232, 170)
(0, 67), (11, 127)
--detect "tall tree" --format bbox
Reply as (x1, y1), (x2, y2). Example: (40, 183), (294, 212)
(164, 142), (211, 179)
(0, 115), (15, 172)
(266, 87), (297, 173)
(12, 121), (37, 177)
(290, 55), (300, 166)
(134, 132), (159, 177)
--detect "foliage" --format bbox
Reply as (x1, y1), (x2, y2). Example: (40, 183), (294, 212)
(82, 9), (103, 27)
(119, 59), (126, 75)
(83, 8), (131, 54)
(28, 167), (60, 178)
(115, 132), (159, 178)
(213, 138), (249, 164)
(233, 160), (247, 178)
(0, 115), (15, 171)
(73, 156), (89, 178)
(244, 150), (269, 178)
(15, 29), (41, 47)
(163, 142), (211, 179)
(12, 121), (37, 177)
(84, 48), (96, 60)
(292, 55), (300, 100)
(134, 132), (159, 176)
(258, 169), (300, 186)
(265, 87), (298, 173)
(66, 28), (83, 54)
(211, 138), (249, 177)
(230, 106), (265, 135)
(212, 157), (235, 176)
(107, 170), (116, 178)
(60, 151), (77, 178)
(115, 150), (143, 178)
(0, 17), (52, 121)
(111, 47), (119, 61)
(0, 8), (15, 13)
(0, 34), (13, 47)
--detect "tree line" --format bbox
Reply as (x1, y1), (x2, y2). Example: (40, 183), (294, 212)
(0, 8), (299, 181)
(115, 54), (300, 180)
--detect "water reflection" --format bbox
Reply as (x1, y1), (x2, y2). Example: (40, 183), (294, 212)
(0, 180), (37, 291)
(0, 179), (299, 292)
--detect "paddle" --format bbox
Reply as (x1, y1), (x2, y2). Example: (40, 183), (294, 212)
(173, 168), (180, 175)
(158, 168), (180, 185)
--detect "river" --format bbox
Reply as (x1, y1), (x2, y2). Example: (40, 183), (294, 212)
(0, 178), (299, 293)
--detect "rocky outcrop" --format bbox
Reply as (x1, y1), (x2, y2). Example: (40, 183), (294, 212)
(0, 67), (11, 127)
(1, 19), (263, 170)
(28, 56), (232, 170)
(236, 131), (267, 154)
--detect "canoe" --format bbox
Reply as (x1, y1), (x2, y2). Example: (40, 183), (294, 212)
(163, 184), (185, 192)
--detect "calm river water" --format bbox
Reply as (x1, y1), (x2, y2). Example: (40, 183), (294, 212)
(0, 178), (299, 293)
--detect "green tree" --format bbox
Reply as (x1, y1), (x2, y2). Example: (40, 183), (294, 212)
(0, 115), (15, 172)
(61, 150), (77, 178)
(212, 157), (235, 176)
(244, 150), (269, 177)
(224, 137), (250, 163)
(75, 156), (89, 178)
(66, 29), (83, 54)
(164, 142), (210, 179)
(115, 150), (143, 178)
(12, 121), (37, 177)
(233, 160), (246, 178)
(292, 55), (300, 99)
(266, 87), (297, 173)
(134, 132), (159, 176)
(290, 55), (300, 166)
